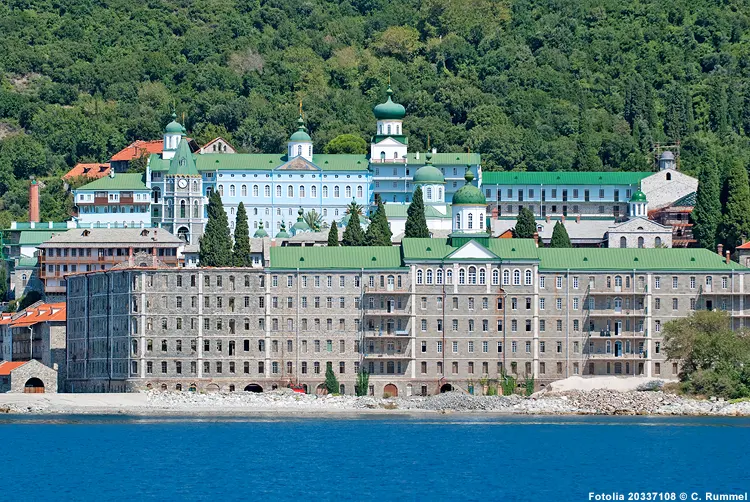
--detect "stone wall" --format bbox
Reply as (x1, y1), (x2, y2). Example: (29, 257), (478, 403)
(8, 360), (58, 393)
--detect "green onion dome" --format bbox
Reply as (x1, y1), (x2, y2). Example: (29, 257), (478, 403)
(452, 168), (486, 205)
(630, 190), (647, 203)
(373, 85), (406, 120)
(291, 208), (311, 233)
(165, 112), (184, 134)
(289, 115), (311, 142)
(275, 222), (290, 239)
(413, 152), (444, 184)
(253, 222), (269, 238)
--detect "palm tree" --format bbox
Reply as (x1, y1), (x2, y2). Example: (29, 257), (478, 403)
(346, 201), (364, 216)
(303, 209), (324, 231)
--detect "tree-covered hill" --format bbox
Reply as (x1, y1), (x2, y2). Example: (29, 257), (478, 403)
(1, 0), (750, 223)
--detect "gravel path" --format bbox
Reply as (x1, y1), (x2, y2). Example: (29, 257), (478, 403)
(1, 388), (749, 416)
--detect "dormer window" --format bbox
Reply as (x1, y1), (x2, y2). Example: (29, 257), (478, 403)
(297, 145), (302, 156)
(179, 159), (186, 167)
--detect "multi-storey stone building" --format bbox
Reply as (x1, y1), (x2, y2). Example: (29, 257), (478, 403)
(65, 179), (749, 395)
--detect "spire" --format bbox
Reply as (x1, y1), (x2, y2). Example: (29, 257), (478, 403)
(464, 165), (474, 184)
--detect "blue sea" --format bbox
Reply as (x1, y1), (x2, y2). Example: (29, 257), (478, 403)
(0, 415), (748, 501)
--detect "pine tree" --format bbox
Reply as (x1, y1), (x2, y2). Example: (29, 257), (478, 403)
(327, 221), (339, 246)
(199, 191), (233, 266)
(342, 201), (366, 246)
(405, 186), (429, 238)
(232, 201), (251, 266)
(514, 207), (536, 239)
(550, 221), (572, 248)
(719, 161), (750, 252)
(365, 197), (392, 246)
(691, 156), (722, 250)
(325, 363), (340, 395)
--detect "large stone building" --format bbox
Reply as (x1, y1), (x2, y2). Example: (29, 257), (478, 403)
(65, 179), (748, 395)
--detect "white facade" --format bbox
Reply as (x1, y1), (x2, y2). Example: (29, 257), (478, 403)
(607, 217), (673, 248)
(641, 169), (697, 210)
(371, 137), (407, 163)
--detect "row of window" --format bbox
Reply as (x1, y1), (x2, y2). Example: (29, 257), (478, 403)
(137, 360), (351, 376)
(218, 184), (365, 199)
(490, 187), (633, 202)
(415, 268), (534, 286)
(140, 338), (354, 355)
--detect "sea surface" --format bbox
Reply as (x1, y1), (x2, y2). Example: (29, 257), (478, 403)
(0, 415), (748, 501)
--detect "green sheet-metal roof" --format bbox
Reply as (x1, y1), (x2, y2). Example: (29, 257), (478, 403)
(384, 204), (452, 219)
(185, 154), (370, 172)
(18, 230), (67, 246)
(76, 173), (148, 191)
(401, 238), (539, 261)
(406, 152), (480, 166)
(537, 248), (747, 271)
(486, 239), (539, 260)
(672, 191), (697, 207)
(482, 171), (651, 186)
(168, 138), (199, 176)
(270, 246), (403, 270)
(15, 256), (38, 268)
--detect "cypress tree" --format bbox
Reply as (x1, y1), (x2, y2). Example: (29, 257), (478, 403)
(232, 201), (251, 266)
(550, 221), (572, 248)
(327, 221), (339, 246)
(405, 186), (429, 238)
(719, 161), (750, 252)
(691, 157), (722, 250)
(199, 191), (233, 267)
(325, 363), (340, 395)
(665, 82), (690, 142)
(355, 369), (370, 397)
(514, 207), (536, 239)
(708, 79), (729, 136)
(365, 197), (392, 246)
(573, 104), (602, 172)
(342, 201), (366, 246)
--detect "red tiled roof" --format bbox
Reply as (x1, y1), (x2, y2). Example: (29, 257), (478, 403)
(0, 313), (14, 325)
(63, 163), (111, 180)
(9, 302), (66, 328)
(110, 140), (164, 162)
(737, 242), (750, 249)
(0, 361), (28, 375)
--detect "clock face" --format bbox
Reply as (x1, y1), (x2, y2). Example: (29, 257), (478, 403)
(178, 179), (188, 189)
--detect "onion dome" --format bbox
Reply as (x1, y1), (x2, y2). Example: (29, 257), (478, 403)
(630, 190), (647, 203)
(413, 151), (444, 184)
(289, 114), (311, 142)
(253, 221), (269, 238)
(275, 221), (290, 239)
(452, 168), (485, 206)
(660, 151), (675, 161)
(165, 112), (184, 134)
(373, 85), (406, 120)
(291, 208), (311, 234)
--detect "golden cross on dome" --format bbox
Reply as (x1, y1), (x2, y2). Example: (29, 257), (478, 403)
(388, 70), (391, 86)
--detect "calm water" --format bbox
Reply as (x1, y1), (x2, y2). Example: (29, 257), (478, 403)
(1, 415), (748, 501)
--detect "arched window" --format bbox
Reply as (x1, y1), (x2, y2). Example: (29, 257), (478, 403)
(241, 185), (247, 196)
(426, 187), (432, 200)
(459, 269), (466, 285)
(615, 276), (622, 287)
(253, 185), (259, 197)
(620, 236), (627, 248)
(503, 270), (510, 285)
(468, 267), (477, 284)
(276, 185), (281, 197)
(492, 269), (499, 285)
(666, 172), (672, 181)
(394, 152), (398, 159)
(380, 151), (386, 161)
(334, 186), (340, 198)
(229, 185), (236, 197)
(357, 186), (363, 198)
(153, 187), (160, 203)
(311, 186), (317, 198)
(192, 180), (198, 192)
(179, 200), (186, 218)
(297, 145), (302, 156)
(396, 124), (400, 134)
(300, 186), (305, 198)
(286, 186), (292, 198)
(218, 185), (224, 196)
(21, 274), (27, 286)
(513, 269), (521, 285)
(479, 268), (486, 285)
(416, 269), (423, 284)
(446, 270), (453, 284)
(525, 269), (532, 286)
(456, 214), (461, 228)
(655, 236), (662, 247)
(323, 186), (328, 198)
(479, 213), (484, 230)
(468, 213), (473, 229)
(193, 200), (199, 218)
(387, 124), (391, 135)
(638, 236), (644, 248)
(167, 199), (173, 218)
(379, 124), (383, 134)
(345, 186), (352, 198)
(264, 185), (270, 197)
(436, 269), (443, 284)
(308, 146), (312, 157)
(426, 269), (433, 284)
(614, 297), (623, 311)
(438, 188), (443, 200)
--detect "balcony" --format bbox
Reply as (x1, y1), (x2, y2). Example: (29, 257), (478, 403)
(589, 330), (648, 338)
(363, 350), (412, 359)
(364, 308), (410, 316)
(587, 286), (648, 295)
(585, 352), (646, 360)
(363, 329), (410, 338)
(586, 308), (646, 317)
(364, 286), (409, 294)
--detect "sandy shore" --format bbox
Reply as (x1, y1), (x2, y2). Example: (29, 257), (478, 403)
(1, 387), (749, 417)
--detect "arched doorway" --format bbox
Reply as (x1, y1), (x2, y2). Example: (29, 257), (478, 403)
(206, 383), (220, 392)
(244, 384), (263, 393)
(383, 384), (398, 397)
(177, 226), (189, 243)
(440, 383), (454, 393)
(316, 383), (327, 395)
(23, 378), (45, 393)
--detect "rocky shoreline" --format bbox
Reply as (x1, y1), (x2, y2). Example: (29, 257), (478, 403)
(1, 388), (749, 416)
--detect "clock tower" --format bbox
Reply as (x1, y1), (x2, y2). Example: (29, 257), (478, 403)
(161, 137), (205, 245)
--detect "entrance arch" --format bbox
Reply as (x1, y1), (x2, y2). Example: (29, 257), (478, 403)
(316, 383), (327, 395)
(177, 226), (190, 243)
(383, 384), (398, 397)
(244, 384), (263, 393)
(440, 383), (454, 393)
(206, 383), (220, 392)
(23, 378), (45, 393)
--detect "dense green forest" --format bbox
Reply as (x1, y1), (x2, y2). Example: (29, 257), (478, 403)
(1, 0), (750, 226)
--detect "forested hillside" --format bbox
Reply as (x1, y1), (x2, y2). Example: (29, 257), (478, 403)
(1, 0), (750, 225)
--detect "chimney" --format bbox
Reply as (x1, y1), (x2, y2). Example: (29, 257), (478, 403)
(545, 215), (550, 223)
(576, 214), (581, 223)
(533, 232), (539, 248)
(561, 215), (565, 223)
(29, 179), (40, 223)
(726, 250), (731, 265)
(431, 147), (437, 154)
(415, 151), (420, 160)
(718, 244), (723, 256)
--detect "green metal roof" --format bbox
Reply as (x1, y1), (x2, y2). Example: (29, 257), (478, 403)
(486, 239), (540, 260)
(151, 154), (371, 172)
(482, 171), (651, 186)
(18, 230), (68, 246)
(2, 222), (70, 231)
(537, 248), (747, 271)
(384, 204), (452, 219)
(401, 238), (539, 261)
(168, 138), (199, 176)
(270, 246), (403, 270)
(15, 256), (38, 268)
(407, 152), (480, 166)
(76, 173), (148, 191)
(672, 191), (696, 207)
